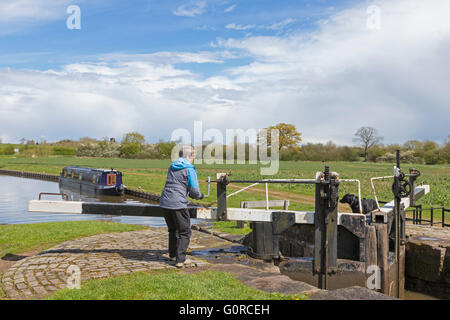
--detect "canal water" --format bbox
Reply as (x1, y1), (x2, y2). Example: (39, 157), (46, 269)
(0, 174), (172, 227)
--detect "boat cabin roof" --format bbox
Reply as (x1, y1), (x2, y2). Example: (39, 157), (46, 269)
(62, 166), (121, 174)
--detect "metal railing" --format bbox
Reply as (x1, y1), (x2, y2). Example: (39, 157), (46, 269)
(379, 200), (450, 227)
(38, 192), (69, 201)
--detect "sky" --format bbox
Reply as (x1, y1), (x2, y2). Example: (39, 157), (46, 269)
(0, 0), (449, 145)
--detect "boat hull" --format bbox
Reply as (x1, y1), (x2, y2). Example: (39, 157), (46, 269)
(59, 177), (125, 196)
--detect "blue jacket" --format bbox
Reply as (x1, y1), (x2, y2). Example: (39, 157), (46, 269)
(159, 158), (204, 209)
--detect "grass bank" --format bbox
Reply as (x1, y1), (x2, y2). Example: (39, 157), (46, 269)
(212, 221), (252, 235)
(47, 269), (308, 300)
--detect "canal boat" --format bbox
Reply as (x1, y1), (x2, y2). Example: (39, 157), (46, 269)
(59, 167), (125, 196)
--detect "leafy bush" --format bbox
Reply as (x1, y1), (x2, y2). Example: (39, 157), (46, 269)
(98, 141), (121, 158)
(2, 145), (16, 155)
(121, 132), (145, 146)
(120, 143), (141, 158)
(76, 143), (99, 157)
(76, 141), (121, 158)
(53, 147), (77, 156)
(289, 142), (360, 162)
(155, 142), (176, 159)
(376, 150), (424, 164)
(135, 144), (159, 159)
(424, 150), (440, 165)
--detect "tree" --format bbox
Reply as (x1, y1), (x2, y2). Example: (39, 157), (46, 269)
(155, 141), (177, 159)
(443, 136), (450, 163)
(258, 123), (302, 151)
(120, 143), (141, 158)
(122, 132), (145, 146)
(403, 140), (423, 150)
(353, 126), (383, 161)
(422, 140), (438, 152)
(79, 137), (97, 144)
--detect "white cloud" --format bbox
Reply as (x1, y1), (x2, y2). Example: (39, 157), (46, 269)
(224, 4), (236, 13)
(98, 51), (227, 64)
(214, 0), (450, 143)
(173, 1), (206, 17)
(225, 23), (255, 31)
(225, 18), (294, 33)
(0, 0), (85, 34)
(0, 0), (73, 22)
(0, 52), (245, 143)
(194, 24), (217, 31)
(265, 18), (295, 31)
(1, 0), (450, 145)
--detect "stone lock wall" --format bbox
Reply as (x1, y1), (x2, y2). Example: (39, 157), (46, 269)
(279, 225), (315, 258)
(405, 225), (450, 299)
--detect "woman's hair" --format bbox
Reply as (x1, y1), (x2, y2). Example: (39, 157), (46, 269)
(179, 145), (194, 158)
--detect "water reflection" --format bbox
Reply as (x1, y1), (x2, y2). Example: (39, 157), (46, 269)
(0, 175), (170, 227)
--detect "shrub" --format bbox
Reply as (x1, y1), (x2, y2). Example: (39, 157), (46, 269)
(53, 147), (77, 156)
(136, 144), (159, 159)
(340, 146), (360, 161)
(76, 141), (121, 158)
(376, 150), (424, 164)
(424, 150), (440, 165)
(97, 140), (121, 158)
(35, 145), (53, 157)
(120, 143), (141, 158)
(155, 142), (176, 159)
(366, 146), (387, 162)
(2, 145), (16, 155)
(76, 143), (100, 157)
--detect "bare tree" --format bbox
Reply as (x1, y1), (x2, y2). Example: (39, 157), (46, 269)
(353, 126), (383, 161)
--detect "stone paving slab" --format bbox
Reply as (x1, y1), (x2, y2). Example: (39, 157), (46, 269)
(1, 227), (230, 299)
(308, 286), (398, 300)
(208, 264), (319, 295)
(407, 225), (450, 241)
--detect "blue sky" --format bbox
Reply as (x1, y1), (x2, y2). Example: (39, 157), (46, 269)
(1, 0), (358, 70)
(1, 0), (449, 145)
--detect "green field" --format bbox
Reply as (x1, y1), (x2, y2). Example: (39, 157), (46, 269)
(0, 155), (448, 210)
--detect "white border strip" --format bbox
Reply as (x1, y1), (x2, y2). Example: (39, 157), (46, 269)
(28, 200), (82, 214)
(379, 185), (430, 213)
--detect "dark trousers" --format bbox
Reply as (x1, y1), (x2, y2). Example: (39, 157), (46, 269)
(163, 208), (191, 263)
